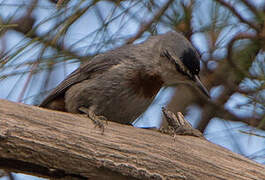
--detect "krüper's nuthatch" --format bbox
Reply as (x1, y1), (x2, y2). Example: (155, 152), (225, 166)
(40, 31), (209, 125)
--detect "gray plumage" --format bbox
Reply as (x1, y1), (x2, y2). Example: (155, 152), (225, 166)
(40, 31), (209, 124)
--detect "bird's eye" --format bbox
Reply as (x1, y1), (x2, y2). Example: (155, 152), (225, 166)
(180, 48), (200, 75)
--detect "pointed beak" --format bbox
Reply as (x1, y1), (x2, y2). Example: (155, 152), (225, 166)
(194, 75), (210, 98)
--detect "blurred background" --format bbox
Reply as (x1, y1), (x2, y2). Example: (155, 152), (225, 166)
(0, 0), (264, 179)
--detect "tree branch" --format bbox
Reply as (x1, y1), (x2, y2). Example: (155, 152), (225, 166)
(0, 99), (265, 179)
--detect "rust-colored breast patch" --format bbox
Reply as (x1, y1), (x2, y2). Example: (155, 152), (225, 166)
(130, 71), (164, 98)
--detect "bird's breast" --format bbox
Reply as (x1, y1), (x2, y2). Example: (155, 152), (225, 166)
(129, 71), (164, 98)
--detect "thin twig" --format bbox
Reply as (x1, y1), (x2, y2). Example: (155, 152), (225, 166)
(227, 33), (257, 77)
(215, 0), (259, 32)
(241, 0), (261, 18)
(126, 0), (174, 44)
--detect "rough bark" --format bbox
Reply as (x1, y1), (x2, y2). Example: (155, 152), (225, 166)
(0, 99), (264, 180)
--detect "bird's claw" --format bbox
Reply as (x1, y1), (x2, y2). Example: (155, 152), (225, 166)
(79, 106), (107, 134)
(160, 107), (204, 138)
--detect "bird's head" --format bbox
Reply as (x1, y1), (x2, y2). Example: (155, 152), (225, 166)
(157, 31), (210, 98)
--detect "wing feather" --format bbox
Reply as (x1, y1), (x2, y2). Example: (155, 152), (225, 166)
(39, 57), (120, 107)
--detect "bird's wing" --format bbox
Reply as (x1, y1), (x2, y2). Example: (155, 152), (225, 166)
(39, 56), (120, 107)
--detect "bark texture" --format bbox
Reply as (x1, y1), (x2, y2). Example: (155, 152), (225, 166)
(0, 99), (264, 179)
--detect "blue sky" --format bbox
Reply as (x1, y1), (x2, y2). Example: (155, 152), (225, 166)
(0, 0), (264, 179)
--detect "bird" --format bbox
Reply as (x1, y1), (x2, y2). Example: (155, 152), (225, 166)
(39, 31), (209, 126)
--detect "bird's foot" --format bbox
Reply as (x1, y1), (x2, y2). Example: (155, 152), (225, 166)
(160, 107), (204, 138)
(160, 126), (203, 138)
(79, 106), (106, 134)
